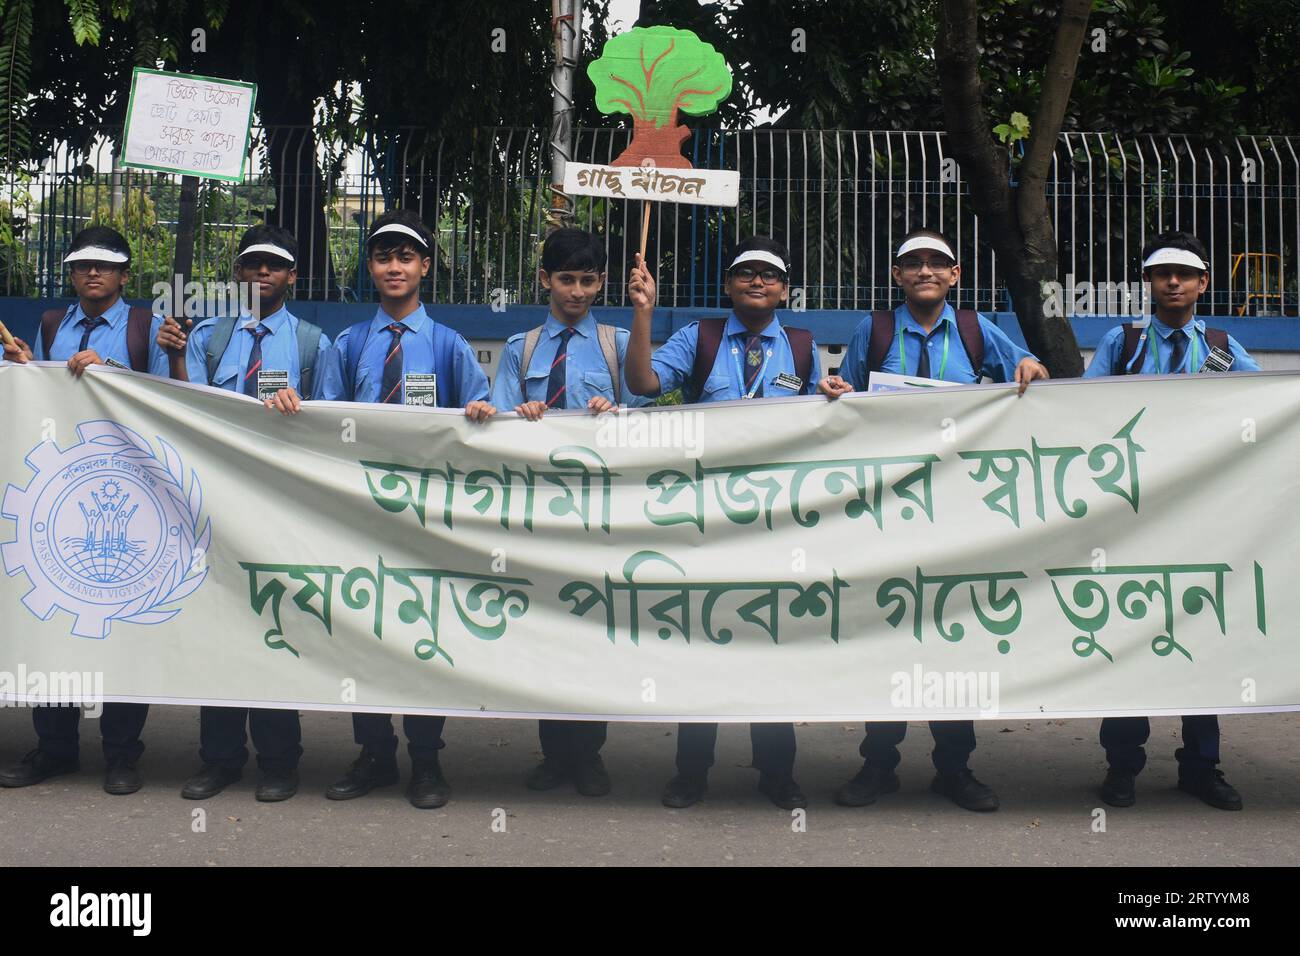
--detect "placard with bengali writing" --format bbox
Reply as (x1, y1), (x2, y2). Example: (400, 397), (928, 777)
(121, 68), (257, 182)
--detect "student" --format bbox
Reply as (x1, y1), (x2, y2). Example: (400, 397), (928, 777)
(491, 227), (648, 797)
(155, 225), (328, 802)
(318, 209), (492, 809)
(0, 225), (168, 795)
(1084, 229), (1256, 812)
(625, 236), (820, 811)
(817, 227), (1048, 814)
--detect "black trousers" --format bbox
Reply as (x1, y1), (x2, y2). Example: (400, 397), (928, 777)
(859, 720), (976, 776)
(352, 713), (445, 763)
(32, 702), (148, 763)
(675, 722), (795, 777)
(198, 705), (302, 772)
(1100, 714), (1219, 775)
(538, 719), (607, 764)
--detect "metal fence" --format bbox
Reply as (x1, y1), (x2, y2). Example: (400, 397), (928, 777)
(6, 127), (1298, 316)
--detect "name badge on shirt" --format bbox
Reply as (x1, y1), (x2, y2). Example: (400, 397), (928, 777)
(772, 371), (803, 392)
(405, 373), (437, 407)
(257, 369), (290, 402)
(1198, 346), (1234, 374)
(103, 357), (129, 370)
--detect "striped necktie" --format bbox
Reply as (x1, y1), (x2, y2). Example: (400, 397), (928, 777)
(1168, 329), (1188, 373)
(744, 334), (765, 397)
(77, 316), (108, 352)
(546, 327), (575, 409)
(242, 325), (272, 397)
(380, 322), (407, 404)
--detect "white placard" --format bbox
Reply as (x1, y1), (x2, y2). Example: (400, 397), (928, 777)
(121, 68), (257, 182)
(564, 161), (740, 207)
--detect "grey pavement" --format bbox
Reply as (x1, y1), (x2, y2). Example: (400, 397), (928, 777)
(0, 707), (1296, 866)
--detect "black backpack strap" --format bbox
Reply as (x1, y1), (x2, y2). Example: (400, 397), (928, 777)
(126, 306), (154, 372)
(1204, 327), (1229, 354)
(783, 325), (814, 388)
(688, 318), (727, 402)
(295, 319), (324, 397)
(867, 310), (895, 372)
(1118, 323), (1147, 375)
(954, 309), (985, 375)
(40, 307), (69, 358)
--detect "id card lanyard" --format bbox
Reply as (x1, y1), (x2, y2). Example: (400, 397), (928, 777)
(899, 320), (951, 380)
(732, 334), (774, 399)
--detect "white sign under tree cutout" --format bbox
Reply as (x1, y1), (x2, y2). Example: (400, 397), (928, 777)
(121, 68), (257, 183)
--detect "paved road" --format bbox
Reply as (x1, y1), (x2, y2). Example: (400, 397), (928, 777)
(1, 707), (1296, 866)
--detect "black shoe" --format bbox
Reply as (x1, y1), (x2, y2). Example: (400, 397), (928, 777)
(104, 759), (142, 796)
(524, 759), (568, 791)
(1100, 768), (1137, 808)
(834, 764), (901, 807)
(758, 773), (808, 810)
(0, 749), (79, 788)
(1178, 769), (1242, 811)
(408, 758), (450, 809)
(573, 757), (611, 797)
(931, 769), (999, 812)
(662, 773), (707, 808)
(181, 763), (241, 800)
(325, 754), (399, 800)
(255, 768), (299, 803)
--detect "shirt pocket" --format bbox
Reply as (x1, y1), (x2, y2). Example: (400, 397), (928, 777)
(211, 362), (240, 391)
(523, 367), (552, 404)
(698, 369), (733, 403)
(582, 369), (615, 402)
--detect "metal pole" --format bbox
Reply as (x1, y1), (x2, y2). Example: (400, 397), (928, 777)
(545, 0), (582, 234)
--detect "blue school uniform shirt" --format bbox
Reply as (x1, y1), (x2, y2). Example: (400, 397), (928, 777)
(32, 297), (169, 375)
(319, 304), (489, 406)
(1083, 316), (1260, 377)
(646, 313), (822, 403)
(839, 303), (1036, 389)
(490, 312), (650, 409)
(183, 305), (332, 398)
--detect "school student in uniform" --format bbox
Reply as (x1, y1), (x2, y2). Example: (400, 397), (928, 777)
(1083, 230), (1256, 812)
(154, 224), (328, 802)
(490, 227), (648, 797)
(317, 209), (492, 809)
(625, 236), (821, 811)
(817, 227), (1048, 813)
(0, 225), (169, 795)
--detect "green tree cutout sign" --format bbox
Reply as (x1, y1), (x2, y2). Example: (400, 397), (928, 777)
(588, 25), (733, 169)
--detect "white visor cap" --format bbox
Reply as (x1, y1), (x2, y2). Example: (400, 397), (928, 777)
(64, 246), (129, 264)
(728, 250), (788, 273)
(1141, 247), (1208, 271)
(237, 243), (295, 264)
(369, 222), (429, 248)
(896, 236), (956, 261)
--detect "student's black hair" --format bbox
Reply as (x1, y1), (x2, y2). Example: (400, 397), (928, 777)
(727, 236), (791, 277)
(895, 227), (955, 260)
(68, 225), (131, 267)
(1140, 230), (1209, 271)
(541, 228), (607, 273)
(236, 223), (298, 263)
(365, 208), (433, 258)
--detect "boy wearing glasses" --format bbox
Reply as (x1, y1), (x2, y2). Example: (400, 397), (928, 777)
(1083, 230), (1256, 812)
(625, 236), (821, 812)
(0, 225), (169, 795)
(817, 227), (1047, 814)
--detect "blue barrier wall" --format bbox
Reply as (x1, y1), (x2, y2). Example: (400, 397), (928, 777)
(4, 297), (1298, 352)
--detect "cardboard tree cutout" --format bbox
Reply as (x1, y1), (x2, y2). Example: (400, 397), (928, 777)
(587, 25), (733, 169)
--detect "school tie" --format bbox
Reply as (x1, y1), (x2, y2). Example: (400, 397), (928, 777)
(77, 316), (108, 353)
(915, 336), (931, 379)
(242, 325), (271, 397)
(380, 322), (407, 404)
(744, 334), (765, 397)
(1168, 329), (1188, 373)
(546, 327), (575, 409)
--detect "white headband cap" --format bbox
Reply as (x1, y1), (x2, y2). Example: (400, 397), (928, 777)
(64, 245), (129, 264)
(237, 243), (295, 264)
(369, 222), (429, 248)
(896, 236), (955, 261)
(1142, 247), (1207, 271)
(728, 250), (788, 273)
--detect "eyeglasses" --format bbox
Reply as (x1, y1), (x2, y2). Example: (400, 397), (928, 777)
(896, 257), (955, 273)
(69, 261), (124, 275)
(730, 267), (786, 284)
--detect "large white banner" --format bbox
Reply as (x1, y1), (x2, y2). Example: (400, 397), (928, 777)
(2, 363), (1297, 721)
